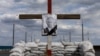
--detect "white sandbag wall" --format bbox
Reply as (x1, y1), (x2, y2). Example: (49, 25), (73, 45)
(10, 41), (95, 56)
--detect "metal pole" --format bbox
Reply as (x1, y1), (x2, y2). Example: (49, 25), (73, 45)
(82, 20), (84, 41)
(87, 32), (89, 40)
(25, 32), (27, 43)
(69, 31), (71, 42)
(63, 35), (66, 41)
(31, 33), (33, 42)
(12, 24), (15, 46)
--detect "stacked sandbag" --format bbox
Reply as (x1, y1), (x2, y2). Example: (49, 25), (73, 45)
(25, 42), (38, 50)
(61, 41), (95, 56)
(10, 41), (25, 56)
(10, 40), (95, 56)
(25, 42), (38, 56)
(9, 52), (21, 56)
(79, 41), (95, 56)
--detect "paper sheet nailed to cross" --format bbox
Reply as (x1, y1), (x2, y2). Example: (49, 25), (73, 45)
(42, 14), (57, 36)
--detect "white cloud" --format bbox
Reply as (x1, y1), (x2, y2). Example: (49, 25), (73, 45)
(0, 0), (100, 45)
(1, 30), (8, 33)
(0, 0), (14, 8)
(0, 13), (18, 22)
(16, 24), (25, 29)
(37, 0), (46, 4)
(35, 20), (42, 25)
(59, 24), (72, 29)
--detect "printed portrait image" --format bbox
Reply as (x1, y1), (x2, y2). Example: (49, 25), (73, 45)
(42, 14), (57, 36)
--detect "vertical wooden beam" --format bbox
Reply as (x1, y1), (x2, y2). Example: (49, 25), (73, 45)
(48, 0), (52, 14)
(47, 0), (52, 56)
(47, 35), (52, 56)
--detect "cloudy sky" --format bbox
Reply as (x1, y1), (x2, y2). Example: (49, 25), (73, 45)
(0, 0), (100, 46)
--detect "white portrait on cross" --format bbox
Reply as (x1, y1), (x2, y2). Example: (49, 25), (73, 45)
(42, 14), (57, 36)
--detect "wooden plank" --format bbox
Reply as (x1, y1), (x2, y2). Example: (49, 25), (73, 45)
(57, 14), (80, 19)
(19, 14), (42, 19)
(19, 14), (80, 19)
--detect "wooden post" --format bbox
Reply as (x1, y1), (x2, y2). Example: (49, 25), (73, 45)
(47, 0), (52, 56)
(47, 35), (52, 56)
(48, 0), (52, 14)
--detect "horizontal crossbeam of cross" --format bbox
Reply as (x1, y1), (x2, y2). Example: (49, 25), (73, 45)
(19, 14), (80, 19)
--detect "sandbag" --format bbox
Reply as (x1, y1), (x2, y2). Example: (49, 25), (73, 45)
(81, 41), (94, 52)
(14, 41), (25, 48)
(25, 42), (38, 48)
(10, 47), (25, 54)
(10, 52), (23, 56)
(84, 52), (95, 56)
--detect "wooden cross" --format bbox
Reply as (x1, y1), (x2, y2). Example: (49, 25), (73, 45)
(19, 0), (80, 19)
(19, 0), (80, 56)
